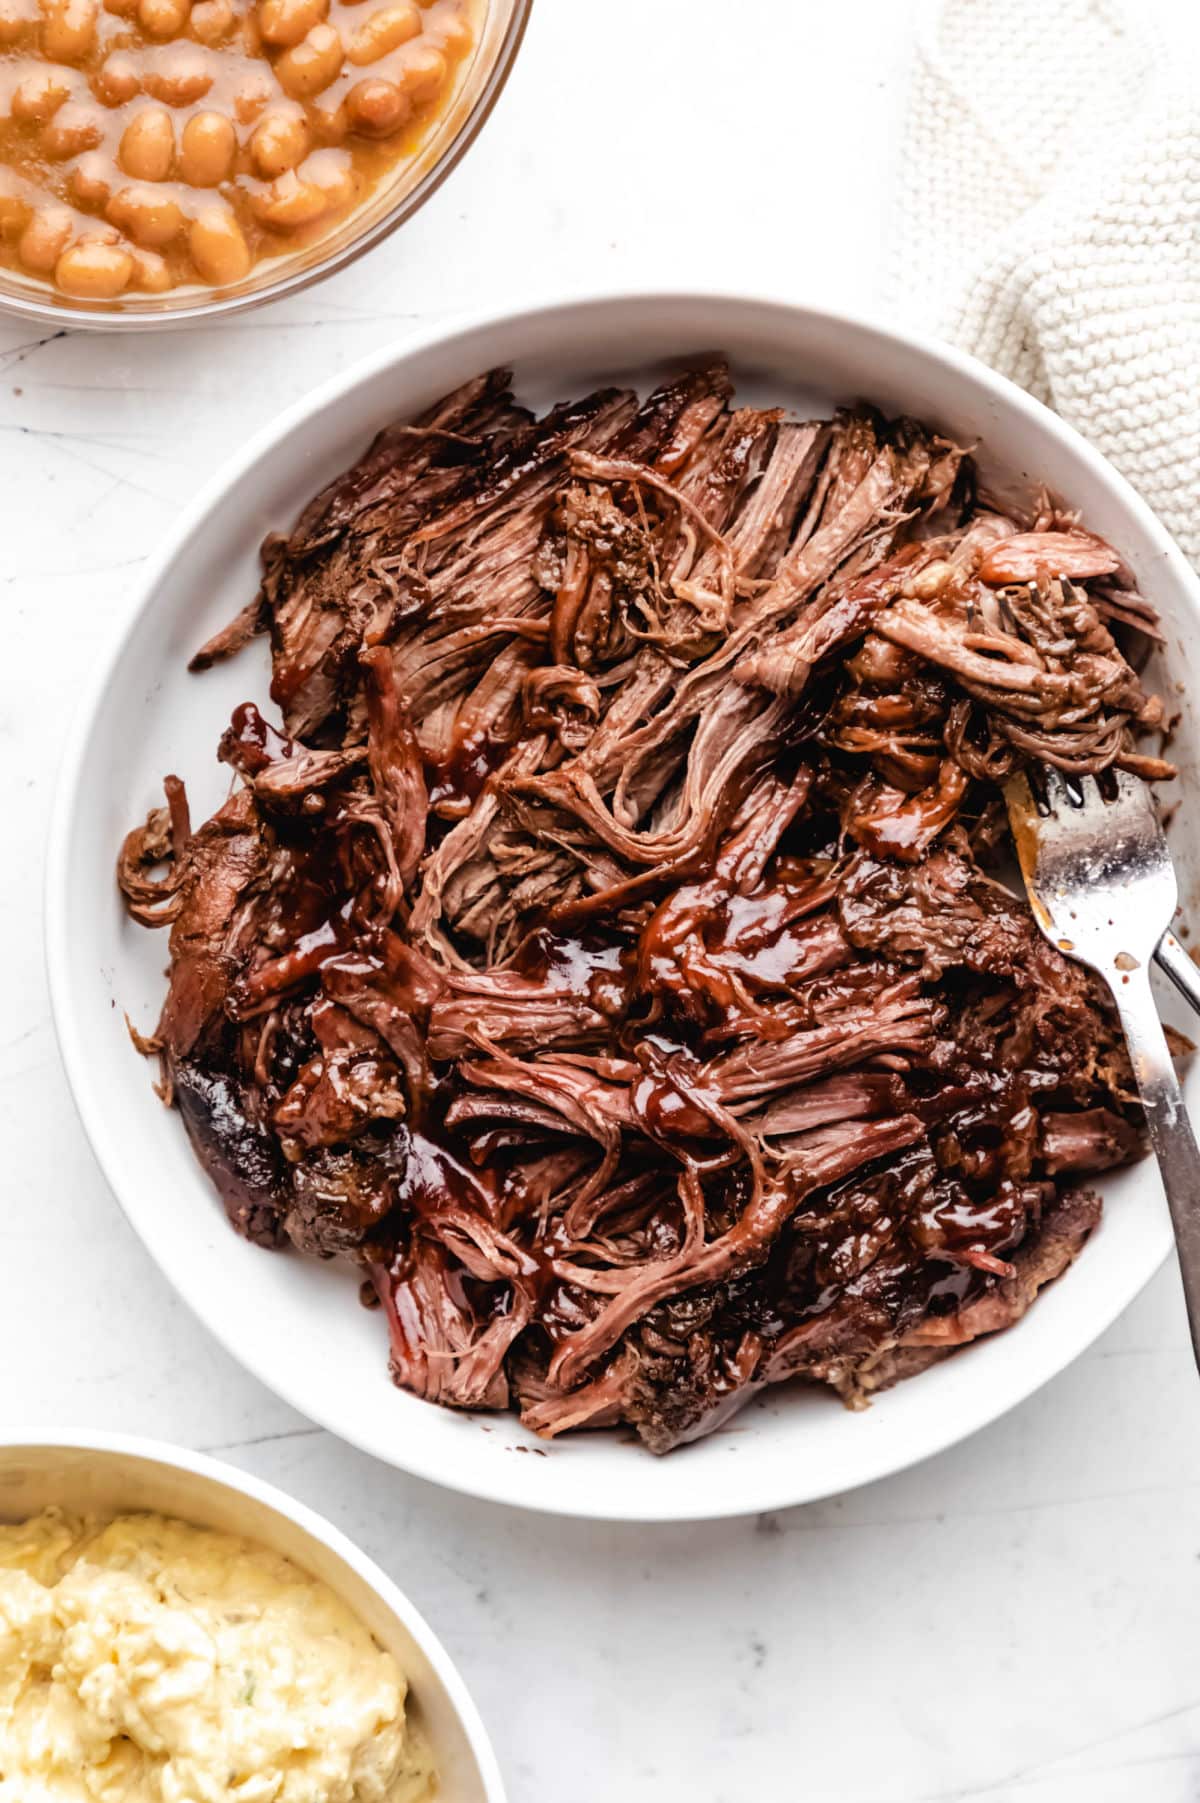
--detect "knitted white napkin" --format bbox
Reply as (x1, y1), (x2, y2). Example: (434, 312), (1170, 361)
(892, 0), (1200, 568)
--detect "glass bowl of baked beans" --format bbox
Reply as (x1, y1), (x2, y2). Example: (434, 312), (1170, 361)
(0, 0), (527, 323)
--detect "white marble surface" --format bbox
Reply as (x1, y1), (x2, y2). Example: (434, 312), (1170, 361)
(4, 2), (1200, 1798)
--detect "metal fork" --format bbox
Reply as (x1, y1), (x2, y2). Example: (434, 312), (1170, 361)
(1006, 768), (1200, 1369)
(1155, 928), (1200, 1020)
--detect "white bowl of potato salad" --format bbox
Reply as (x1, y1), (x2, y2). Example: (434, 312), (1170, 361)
(0, 1433), (507, 1801)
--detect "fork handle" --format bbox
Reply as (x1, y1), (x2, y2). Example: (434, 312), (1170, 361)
(1109, 967), (1200, 1372)
(1154, 931), (1200, 1023)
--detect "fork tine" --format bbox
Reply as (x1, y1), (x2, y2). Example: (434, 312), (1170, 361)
(1041, 765), (1075, 815)
(1113, 766), (1148, 806)
(1095, 765), (1123, 804)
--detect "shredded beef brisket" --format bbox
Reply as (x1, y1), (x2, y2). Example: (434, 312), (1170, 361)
(119, 362), (1163, 1454)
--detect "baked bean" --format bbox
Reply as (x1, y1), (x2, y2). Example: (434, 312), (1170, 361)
(69, 150), (112, 204)
(257, 0), (324, 48)
(137, 0), (187, 36)
(250, 164), (328, 227)
(345, 0), (417, 65)
(55, 236), (133, 295)
(250, 108), (308, 177)
(128, 244), (170, 289)
(189, 203), (249, 280)
(189, 0), (231, 37)
(232, 68), (274, 122)
(307, 92), (346, 141)
(344, 77), (408, 137)
(180, 109), (236, 185)
(119, 106), (174, 180)
(301, 147), (353, 207)
(275, 21), (343, 98)
(144, 45), (213, 104)
(18, 203), (73, 270)
(41, 101), (105, 157)
(0, 191), (32, 234)
(431, 7), (471, 57)
(41, 0), (96, 59)
(108, 181), (185, 244)
(0, 0), (37, 43)
(11, 67), (71, 121)
(397, 40), (445, 104)
(93, 51), (141, 104)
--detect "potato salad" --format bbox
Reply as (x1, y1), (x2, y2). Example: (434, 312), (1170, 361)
(0, 1508), (433, 1802)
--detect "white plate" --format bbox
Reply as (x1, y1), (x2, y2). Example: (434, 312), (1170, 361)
(46, 291), (1200, 1521)
(0, 1432), (506, 1800)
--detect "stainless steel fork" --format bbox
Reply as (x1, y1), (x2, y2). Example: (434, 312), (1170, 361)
(1006, 767), (1200, 1370)
(1156, 928), (1200, 1020)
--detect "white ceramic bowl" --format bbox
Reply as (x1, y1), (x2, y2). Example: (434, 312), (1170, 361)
(0, 1433), (506, 1799)
(46, 291), (1200, 1521)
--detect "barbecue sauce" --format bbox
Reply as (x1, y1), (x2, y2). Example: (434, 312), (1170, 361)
(221, 701), (294, 776)
(425, 726), (510, 819)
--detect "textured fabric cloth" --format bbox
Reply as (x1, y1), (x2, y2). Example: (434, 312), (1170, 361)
(892, 0), (1200, 567)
